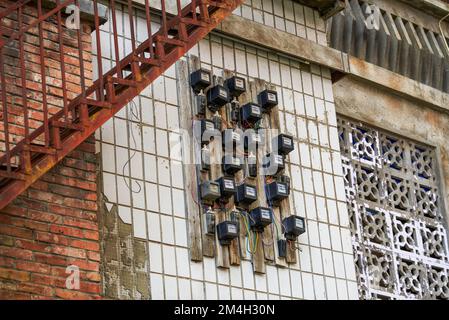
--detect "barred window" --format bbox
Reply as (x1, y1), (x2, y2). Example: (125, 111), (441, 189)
(338, 116), (449, 300)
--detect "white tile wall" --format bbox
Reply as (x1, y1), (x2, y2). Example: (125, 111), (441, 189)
(95, 2), (357, 300)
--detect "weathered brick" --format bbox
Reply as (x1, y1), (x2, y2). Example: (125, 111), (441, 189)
(70, 239), (99, 252)
(15, 261), (51, 274)
(0, 245), (33, 260)
(49, 225), (84, 239)
(0, 267), (30, 282)
(0, 0), (99, 301)
(55, 288), (100, 300)
(0, 225), (33, 240)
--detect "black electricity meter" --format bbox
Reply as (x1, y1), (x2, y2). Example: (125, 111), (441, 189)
(200, 181), (221, 203)
(266, 181), (290, 203)
(264, 153), (285, 175)
(274, 134), (294, 156)
(217, 221), (239, 245)
(190, 69), (211, 93)
(235, 183), (257, 205)
(207, 85), (229, 112)
(282, 215), (306, 241)
(216, 176), (236, 199)
(258, 89), (278, 111)
(241, 103), (262, 124)
(249, 207), (273, 232)
(226, 76), (246, 98)
(222, 155), (243, 175)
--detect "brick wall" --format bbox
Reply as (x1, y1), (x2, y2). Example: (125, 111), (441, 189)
(0, 1), (100, 299)
(0, 138), (101, 299)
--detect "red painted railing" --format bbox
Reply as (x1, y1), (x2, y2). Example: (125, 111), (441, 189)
(0, 0), (244, 209)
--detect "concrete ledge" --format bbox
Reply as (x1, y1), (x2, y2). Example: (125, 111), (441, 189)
(217, 14), (346, 71)
(348, 55), (449, 112)
(217, 14), (449, 114)
(399, 0), (449, 18)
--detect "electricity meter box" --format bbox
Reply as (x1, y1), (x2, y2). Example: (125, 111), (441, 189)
(235, 183), (257, 205)
(274, 134), (294, 155)
(216, 176), (236, 199)
(258, 89), (278, 111)
(200, 147), (210, 171)
(194, 95), (207, 116)
(200, 119), (215, 145)
(240, 103), (262, 124)
(249, 207), (273, 232)
(264, 153), (285, 175)
(217, 221), (239, 245)
(266, 181), (290, 203)
(226, 76), (246, 98)
(277, 239), (287, 258)
(222, 155), (243, 175)
(222, 129), (242, 148)
(203, 210), (215, 235)
(283, 215), (306, 240)
(200, 181), (221, 202)
(207, 85), (229, 111)
(247, 154), (258, 178)
(190, 69), (211, 93)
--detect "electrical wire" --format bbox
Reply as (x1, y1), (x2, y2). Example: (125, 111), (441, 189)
(122, 100), (142, 194)
(239, 211), (258, 255)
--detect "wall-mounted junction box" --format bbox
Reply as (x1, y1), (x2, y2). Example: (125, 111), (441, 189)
(244, 131), (262, 151)
(203, 210), (215, 235)
(235, 183), (257, 205)
(222, 129), (242, 148)
(217, 221), (239, 245)
(200, 119), (215, 146)
(195, 95), (207, 116)
(277, 239), (287, 258)
(201, 146), (210, 171)
(258, 89), (278, 111)
(264, 153), (285, 174)
(282, 215), (306, 241)
(247, 153), (258, 178)
(249, 207), (273, 232)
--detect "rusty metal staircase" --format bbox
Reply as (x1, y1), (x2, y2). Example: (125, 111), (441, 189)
(0, 0), (244, 209)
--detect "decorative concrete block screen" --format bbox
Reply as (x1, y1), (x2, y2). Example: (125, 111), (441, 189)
(338, 116), (449, 300)
(94, 2), (356, 300)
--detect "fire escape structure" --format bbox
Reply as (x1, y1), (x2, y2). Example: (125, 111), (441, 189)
(0, 0), (244, 209)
